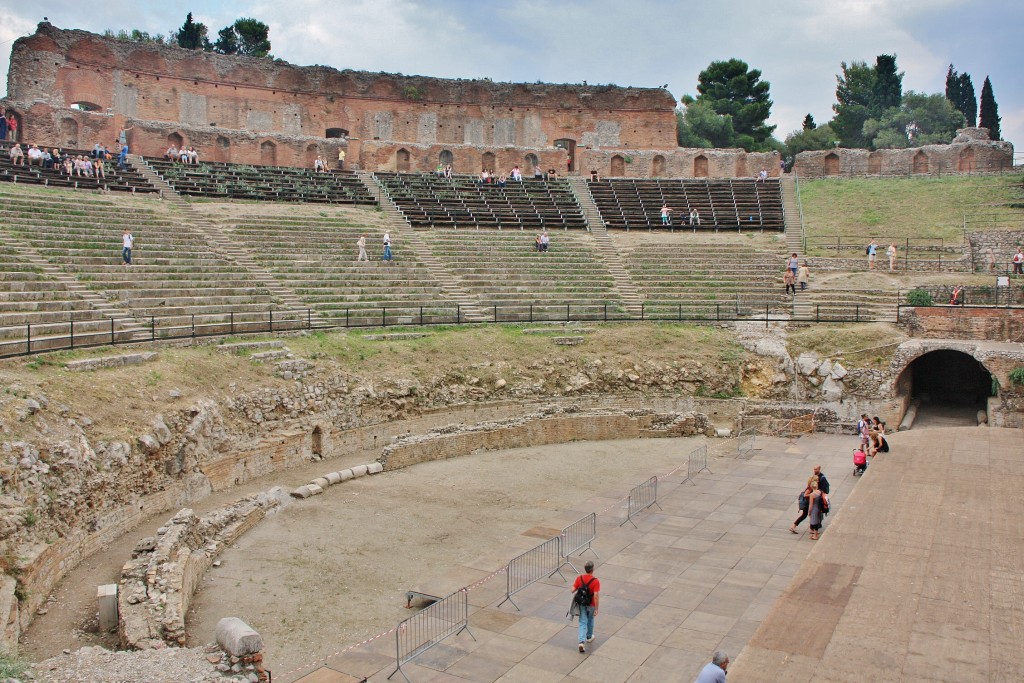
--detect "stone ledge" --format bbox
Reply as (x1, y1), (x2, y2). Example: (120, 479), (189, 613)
(216, 340), (285, 353)
(362, 333), (430, 341)
(118, 487), (287, 650)
(66, 352), (158, 371)
(553, 337), (585, 345)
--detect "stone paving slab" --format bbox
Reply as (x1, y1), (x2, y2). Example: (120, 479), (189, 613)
(285, 428), (1022, 682)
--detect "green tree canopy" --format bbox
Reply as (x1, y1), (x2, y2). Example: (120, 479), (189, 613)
(979, 76), (1001, 140)
(872, 54), (903, 111)
(676, 100), (736, 148)
(861, 92), (964, 149)
(785, 123), (838, 157)
(831, 60), (875, 147)
(802, 114), (816, 131)
(175, 12), (211, 50)
(694, 59), (775, 150)
(215, 18), (271, 57)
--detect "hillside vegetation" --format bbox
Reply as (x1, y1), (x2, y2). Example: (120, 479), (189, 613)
(799, 174), (1024, 250)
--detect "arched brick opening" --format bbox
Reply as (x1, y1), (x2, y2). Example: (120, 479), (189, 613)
(439, 150), (453, 167)
(167, 132), (184, 150)
(325, 128), (349, 139)
(260, 140), (277, 166)
(610, 155), (625, 177)
(396, 148), (411, 172)
(912, 151), (929, 174)
(70, 101), (101, 112)
(733, 155), (746, 177)
(525, 154), (539, 174)
(305, 143), (320, 167)
(652, 155), (666, 177)
(958, 148), (976, 173)
(554, 138), (576, 172)
(693, 155), (708, 178)
(896, 349), (995, 426)
(214, 135), (230, 163)
(60, 117), (80, 147)
(823, 153), (840, 176)
(481, 151), (495, 171)
(868, 152), (882, 175)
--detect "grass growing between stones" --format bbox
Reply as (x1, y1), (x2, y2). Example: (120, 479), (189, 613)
(800, 175), (1024, 249)
(786, 323), (908, 368)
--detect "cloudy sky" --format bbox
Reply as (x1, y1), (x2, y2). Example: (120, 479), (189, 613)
(0, 0), (1020, 155)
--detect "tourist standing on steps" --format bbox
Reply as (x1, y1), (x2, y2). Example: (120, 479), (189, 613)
(867, 239), (878, 269)
(1013, 247), (1023, 275)
(787, 252), (799, 277)
(887, 243), (897, 271)
(797, 261), (810, 290)
(694, 651), (729, 683)
(121, 228), (134, 266)
(382, 232), (393, 261)
(570, 560), (600, 653)
(661, 204), (672, 226)
(783, 269), (796, 296)
(356, 234), (368, 262)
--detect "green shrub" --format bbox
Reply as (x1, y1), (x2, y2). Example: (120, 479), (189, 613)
(1009, 367), (1024, 386)
(906, 289), (934, 306)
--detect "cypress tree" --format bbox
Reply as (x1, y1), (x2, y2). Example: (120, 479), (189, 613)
(957, 73), (976, 127)
(872, 54), (903, 114)
(802, 114), (816, 131)
(979, 77), (1001, 140)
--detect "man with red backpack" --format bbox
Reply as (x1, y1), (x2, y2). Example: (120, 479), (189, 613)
(570, 560), (600, 652)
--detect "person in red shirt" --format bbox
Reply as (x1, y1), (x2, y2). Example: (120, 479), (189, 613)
(571, 560), (600, 652)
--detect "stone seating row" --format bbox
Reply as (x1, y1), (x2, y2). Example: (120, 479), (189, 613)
(146, 158), (376, 205)
(589, 178), (785, 231)
(375, 172), (587, 231)
(0, 140), (158, 194)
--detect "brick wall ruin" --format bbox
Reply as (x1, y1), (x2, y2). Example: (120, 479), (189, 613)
(794, 128), (1013, 177)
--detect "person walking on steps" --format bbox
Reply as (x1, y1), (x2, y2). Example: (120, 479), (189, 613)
(569, 560), (600, 653)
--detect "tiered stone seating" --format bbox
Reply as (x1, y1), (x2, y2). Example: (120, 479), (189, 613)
(618, 233), (784, 316)
(589, 178), (785, 231)
(211, 206), (458, 325)
(375, 173), (587, 231)
(419, 230), (625, 319)
(0, 140), (158, 194)
(147, 159), (376, 205)
(0, 185), (278, 333)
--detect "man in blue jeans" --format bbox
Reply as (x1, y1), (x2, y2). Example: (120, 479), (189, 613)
(571, 560), (600, 652)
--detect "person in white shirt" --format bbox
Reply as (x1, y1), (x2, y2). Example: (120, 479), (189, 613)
(121, 228), (135, 266)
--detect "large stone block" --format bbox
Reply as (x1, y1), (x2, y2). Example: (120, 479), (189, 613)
(216, 617), (263, 656)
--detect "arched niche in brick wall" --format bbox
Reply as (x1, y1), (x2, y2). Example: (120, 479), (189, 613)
(214, 135), (230, 163)
(610, 155), (625, 177)
(693, 155), (708, 178)
(59, 117), (80, 147)
(305, 143), (320, 167)
(396, 148), (411, 172)
(554, 138), (576, 172)
(652, 155), (666, 177)
(260, 140), (277, 166)
(912, 150), (929, 174)
(439, 150), (453, 167)
(481, 151), (496, 171)
(958, 148), (976, 173)
(868, 151), (882, 175)
(823, 153), (840, 176)
(325, 128), (348, 139)
(167, 132), (184, 149)
(525, 154), (539, 174)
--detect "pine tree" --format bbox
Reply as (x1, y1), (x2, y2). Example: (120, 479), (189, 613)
(802, 114), (816, 131)
(872, 54), (903, 114)
(979, 77), (1001, 140)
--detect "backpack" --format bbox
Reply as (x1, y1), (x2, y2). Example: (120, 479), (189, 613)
(821, 493), (831, 515)
(574, 577), (595, 606)
(798, 491), (809, 510)
(866, 245), (871, 255)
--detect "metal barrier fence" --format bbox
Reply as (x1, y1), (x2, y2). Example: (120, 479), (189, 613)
(737, 428), (758, 456)
(682, 444), (711, 485)
(388, 588), (474, 683)
(621, 476), (660, 528)
(0, 296), (893, 360)
(497, 535), (566, 610)
(557, 513), (598, 574)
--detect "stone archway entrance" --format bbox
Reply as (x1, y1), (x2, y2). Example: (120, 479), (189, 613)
(898, 349), (994, 427)
(610, 155), (625, 177)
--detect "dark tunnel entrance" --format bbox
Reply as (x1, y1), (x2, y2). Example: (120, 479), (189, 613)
(904, 350), (994, 427)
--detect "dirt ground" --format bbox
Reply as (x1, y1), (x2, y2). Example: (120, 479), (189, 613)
(23, 436), (715, 675)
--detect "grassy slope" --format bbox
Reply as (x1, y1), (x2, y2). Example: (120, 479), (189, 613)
(799, 174), (1024, 249)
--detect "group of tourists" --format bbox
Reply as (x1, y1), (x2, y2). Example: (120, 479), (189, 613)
(866, 239), (898, 271)
(784, 252), (810, 294)
(0, 109), (18, 141)
(164, 145), (200, 164)
(355, 233), (392, 262)
(660, 204), (701, 227)
(8, 143), (112, 179)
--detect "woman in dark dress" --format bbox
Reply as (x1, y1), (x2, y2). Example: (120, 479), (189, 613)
(807, 480), (824, 540)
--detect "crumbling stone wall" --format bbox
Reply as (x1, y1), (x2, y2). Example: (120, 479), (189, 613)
(4, 22), (676, 170)
(898, 306), (1024, 342)
(794, 128), (1013, 178)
